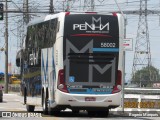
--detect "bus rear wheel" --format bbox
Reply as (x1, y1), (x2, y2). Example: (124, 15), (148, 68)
(42, 92), (48, 114)
(72, 110), (79, 114)
(48, 108), (60, 115)
(26, 105), (35, 112)
(87, 109), (109, 117)
(97, 110), (109, 117)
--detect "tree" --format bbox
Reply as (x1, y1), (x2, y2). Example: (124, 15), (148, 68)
(131, 66), (160, 87)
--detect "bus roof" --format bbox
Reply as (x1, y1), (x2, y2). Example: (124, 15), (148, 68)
(27, 12), (121, 26)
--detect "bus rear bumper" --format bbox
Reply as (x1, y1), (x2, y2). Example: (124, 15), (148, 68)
(52, 90), (121, 109)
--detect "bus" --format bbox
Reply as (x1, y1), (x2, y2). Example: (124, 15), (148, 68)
(16, 12), (124, 116)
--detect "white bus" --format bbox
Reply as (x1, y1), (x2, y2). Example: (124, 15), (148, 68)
(16, 12), (124, 116)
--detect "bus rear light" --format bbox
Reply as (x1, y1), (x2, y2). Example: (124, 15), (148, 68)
(58, 84), (64, 89)
(112, 12), (117, 17)
(85, 12), (97, 14)
(112, 86), (121, 94)
(112, 70), (122, 94)
(57, 69), (68, 93)
(112, 85), (122, 94)
(117, 85), (122, 90)
(117, 70), (122, 85)
(65, 12), (70, 16)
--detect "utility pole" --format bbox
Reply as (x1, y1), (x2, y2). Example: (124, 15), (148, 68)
(122, 18), (127, 113)
(91, 0), (95, 11)
(83, 0), (95, 11)
(50, 0), (54, 13)
(132, 0), (151, 83)
(23, 0), (29, 24)
(62, 1), (65, 11)
(4, 0), (8, 93)
(66, 0), (70, 12)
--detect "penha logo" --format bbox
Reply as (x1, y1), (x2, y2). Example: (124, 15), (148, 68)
(73, 17), (109, 31)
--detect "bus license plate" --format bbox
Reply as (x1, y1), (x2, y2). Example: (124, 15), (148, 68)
(85, 97), (96, 101)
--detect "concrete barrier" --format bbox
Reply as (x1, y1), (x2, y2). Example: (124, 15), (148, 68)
(124, 88), (160, 109)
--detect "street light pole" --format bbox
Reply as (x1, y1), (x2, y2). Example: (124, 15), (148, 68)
(50, 0), (54, 13)
(4, 0), (9, 93)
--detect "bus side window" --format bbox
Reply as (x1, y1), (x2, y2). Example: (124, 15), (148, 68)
(29, 54), (34, 66)
(56, 21), (60, 33)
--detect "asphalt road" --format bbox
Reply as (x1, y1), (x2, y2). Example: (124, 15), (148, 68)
(0, 93), (160, 120)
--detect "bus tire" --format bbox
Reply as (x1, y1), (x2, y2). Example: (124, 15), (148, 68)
(42, 91), (48, 115)
(72, 110), (79, 114)
(48, 108), (60, 115)
(87, 111), (97, 117)
(0, 98), (2, 102)
(97, 110), (109, 117)
(26, 105), (35, 112)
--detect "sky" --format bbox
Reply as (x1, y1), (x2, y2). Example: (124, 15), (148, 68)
(0, 0), (160, 82)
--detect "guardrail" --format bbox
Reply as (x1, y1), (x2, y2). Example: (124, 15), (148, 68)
(124, 88), (160, 108)
(125, 87), (160, 91)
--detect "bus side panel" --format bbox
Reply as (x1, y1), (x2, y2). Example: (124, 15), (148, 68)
(41, 47), (56, 104)
(117, 14), (124, 84)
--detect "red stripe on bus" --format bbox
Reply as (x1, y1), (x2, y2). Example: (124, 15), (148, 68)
(71, 34), (112, 38)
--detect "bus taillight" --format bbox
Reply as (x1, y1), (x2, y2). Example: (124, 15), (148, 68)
(112, 12), (117, 17)
(112, 70), (122, 94)
(65, 12), (70, 16)
(57, 69), (68, 93)
(85, 12), (97, 14)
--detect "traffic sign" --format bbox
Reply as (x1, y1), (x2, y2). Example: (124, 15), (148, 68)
(123, 38), (133, 51)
